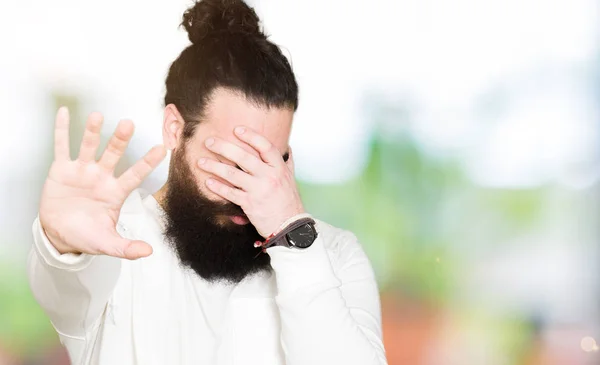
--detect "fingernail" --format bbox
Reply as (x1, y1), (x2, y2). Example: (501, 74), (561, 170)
(235, 127), (245, 135)
(198, 158), (206, 165)
(206, 178), (214, 185)
(205, 138), (215, 147)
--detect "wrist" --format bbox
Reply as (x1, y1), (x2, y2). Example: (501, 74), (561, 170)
(255, 214), (316, 251)
(274, 213), (312, 235)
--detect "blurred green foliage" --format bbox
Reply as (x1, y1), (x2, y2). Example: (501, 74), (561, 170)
(298, 132), (462, 303)
(299, 117), (546, 305)
(0, 262), (56, 356)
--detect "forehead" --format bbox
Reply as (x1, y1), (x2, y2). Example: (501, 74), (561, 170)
(196, 88), (293, 153)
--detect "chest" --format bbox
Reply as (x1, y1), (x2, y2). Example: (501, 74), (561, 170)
(100, 257), (284, 365)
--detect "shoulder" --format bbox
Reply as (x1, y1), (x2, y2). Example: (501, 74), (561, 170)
(313, 219), (371, 272)
(314, 219), (360, 249)
(116, 188), (151, 234)
(113, 189), (167, 255)
(120, 188), (148, 216)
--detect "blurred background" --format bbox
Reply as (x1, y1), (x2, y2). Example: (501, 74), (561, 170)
(1, 0), (599, 364)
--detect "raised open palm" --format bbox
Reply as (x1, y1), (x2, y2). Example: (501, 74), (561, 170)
(39, 107), (166, 260)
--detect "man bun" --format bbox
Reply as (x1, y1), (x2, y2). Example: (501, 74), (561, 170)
(182, 0), (262, 44)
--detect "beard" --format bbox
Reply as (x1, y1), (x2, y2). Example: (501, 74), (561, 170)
(162, 146), (271, 284)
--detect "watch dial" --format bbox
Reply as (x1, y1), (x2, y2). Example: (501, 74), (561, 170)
(287, 223), (317, 248)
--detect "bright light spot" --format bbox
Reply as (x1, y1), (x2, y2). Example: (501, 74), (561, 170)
(580, 336), (598, 352)
(436, 257), (441, 263)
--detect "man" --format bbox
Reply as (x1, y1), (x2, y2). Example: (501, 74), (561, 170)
(28, 0), (387, 364)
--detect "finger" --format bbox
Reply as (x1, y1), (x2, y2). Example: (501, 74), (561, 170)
(118, 145), (167, 193)
(206, 178), (247, 206)
(205, 137), (264, 174)
(100, 237), (153, 260)
(98, 120), (135, 171)
(234, 126), (282, 166)
(197, 157), (254, 190)
(78, 112), (104, 163)
(54, 107), (71, 161)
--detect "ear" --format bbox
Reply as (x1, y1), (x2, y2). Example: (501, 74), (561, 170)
(285, 146), (295, 174)
(163, 104), (185, 151)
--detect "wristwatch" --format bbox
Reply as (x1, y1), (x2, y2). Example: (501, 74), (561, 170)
(262, 217), (318, 249)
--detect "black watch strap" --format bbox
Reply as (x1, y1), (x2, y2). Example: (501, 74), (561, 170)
(263, 217), (316, 249)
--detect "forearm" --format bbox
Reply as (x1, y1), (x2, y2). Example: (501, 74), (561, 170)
(268, 235), (387, 365)
(28, 216), (122, 338)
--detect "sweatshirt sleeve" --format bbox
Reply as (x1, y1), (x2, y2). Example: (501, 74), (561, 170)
(27, 215), (122, 339)
(267, 224), (388, 365)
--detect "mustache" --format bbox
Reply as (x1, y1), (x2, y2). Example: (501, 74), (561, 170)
(211, 201), (245, 217)
(183, 192), (245, 217)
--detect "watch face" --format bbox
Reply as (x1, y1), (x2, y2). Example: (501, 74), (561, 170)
(286, 223), (317, 249)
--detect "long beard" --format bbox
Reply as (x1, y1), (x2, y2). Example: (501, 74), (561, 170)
(162, 147), (271, 284)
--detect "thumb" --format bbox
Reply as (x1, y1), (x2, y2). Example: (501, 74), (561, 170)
(123, 240), (153, 260)
(104, 237), (153, 260)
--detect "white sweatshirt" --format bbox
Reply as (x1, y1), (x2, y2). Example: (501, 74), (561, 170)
(27, 189), (387, 365)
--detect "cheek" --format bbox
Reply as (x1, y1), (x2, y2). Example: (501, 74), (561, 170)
(194, 167), (235, 203)
(183, 140), (236, 203)
(180, 151), (229, 203)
